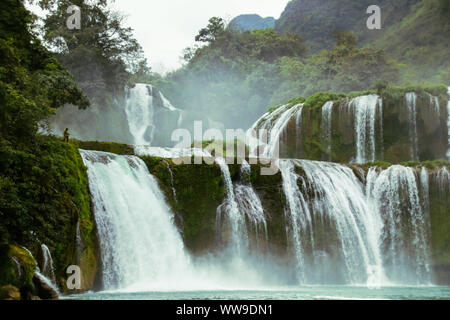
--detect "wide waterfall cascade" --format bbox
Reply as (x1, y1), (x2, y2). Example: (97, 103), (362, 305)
(81, 150), (274, 291)
(447, 87), (450, 160)
(366, 165), (432, 284)
(279, 159), (386, 285)
(321, 101), (334, 160)
(347, 95), (382, 163)
(406, 92), (420, 161)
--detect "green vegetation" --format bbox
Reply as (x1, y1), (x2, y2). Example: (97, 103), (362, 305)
(156, 19), (307, 129)
(157, 20), (403, 129)
(38, 0), (150, 103)
(0, 135), (98, 290)
(140, 157), (227, 254)
(276, 0), (450, 84)
(0, 244), (37, 289)
(0, 1), (98, 293)
(71, 139), (134, 155)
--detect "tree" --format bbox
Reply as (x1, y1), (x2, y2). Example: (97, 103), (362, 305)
(195, 17), (226, 43)
(0, 0), (89, 140)
(38, 0), (147, 100)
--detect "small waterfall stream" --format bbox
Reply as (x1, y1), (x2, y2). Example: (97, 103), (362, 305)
(235, 161), (268, 247)
(124, 84), (180, 146)
(447, 87), (450, 160)
(321, 101), (334, 160)
(406, 92), (419, 161)
(125, 84), (155, 146)
(215, 157), (247, 255)
(40, 244), (56, 284)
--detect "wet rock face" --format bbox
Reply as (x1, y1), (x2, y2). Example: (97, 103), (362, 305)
(0, 285), (21, 300)
(32, 275), (59, 300)
(0, 245), (37, 290)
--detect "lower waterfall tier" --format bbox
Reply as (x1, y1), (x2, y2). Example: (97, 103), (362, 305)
(81, 150), (449, 290)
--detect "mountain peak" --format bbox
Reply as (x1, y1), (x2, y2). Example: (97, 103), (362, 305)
(229, 14), (276, 31)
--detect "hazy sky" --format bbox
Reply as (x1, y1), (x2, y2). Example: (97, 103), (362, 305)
(110, 0), (290, 73)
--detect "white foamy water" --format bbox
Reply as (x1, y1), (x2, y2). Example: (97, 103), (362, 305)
(366, 165), (431, 285)
(321, 101), (334, 160)
(247, 103), (304, 158)
(125, 84), (180, 146)
(134, 145), (212, 158)
(40, 244), (56, 284)
(447, 87), (450, 160)
(79, 149), (437, 291)
(406, 92), (419, 161)
(347, 95), (382, 163)
(80, 150), (277, 292)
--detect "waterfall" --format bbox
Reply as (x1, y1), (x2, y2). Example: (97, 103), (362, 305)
(134, 145), (211, 158)
(235, 161), (268, 247)
(366, 165), (431, 284)
(20, 246), (60, 296)
(321, 101), (334, 160)
(125, 84), (155, 146)
(80, 150), (194, 291)
(279, 160), (312, 283)
(82, 150), (276, 290)
(279, 159), (433, 285)
(215, 157), (248, 255)
(406, 92), (419, 161)
(40, 244), (56, 284)
(75, 221), (83, 260)
(162, 160), (177, 202)
(447, 87), (450, 160)
(124, 84), (180, 146)
(248, 103), (304, 158)
(436, 166), (450, 198)
(429, 94), (440, 116)
(347, 95), (381, 163)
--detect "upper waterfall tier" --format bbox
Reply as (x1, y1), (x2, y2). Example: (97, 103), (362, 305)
(49, 83), (223, 147)
(249, 87), (449, 163)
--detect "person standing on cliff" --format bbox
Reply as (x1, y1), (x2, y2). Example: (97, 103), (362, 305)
(63, 128), (70, 143)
